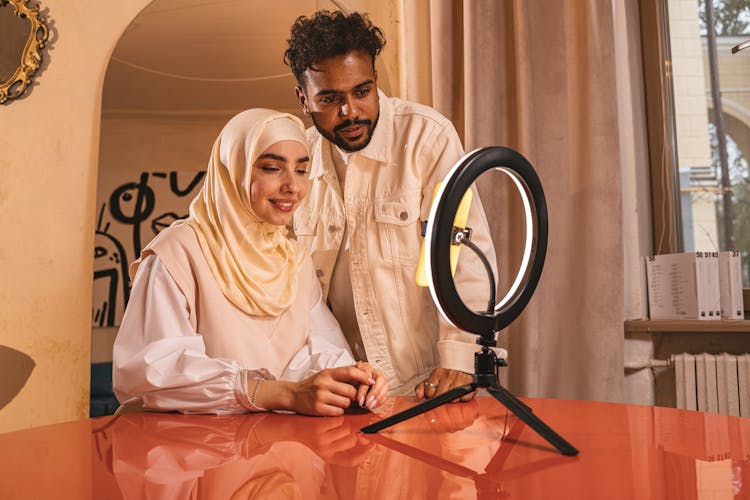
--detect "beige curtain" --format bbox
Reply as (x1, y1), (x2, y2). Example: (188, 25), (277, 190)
(401, 0), (624, 402)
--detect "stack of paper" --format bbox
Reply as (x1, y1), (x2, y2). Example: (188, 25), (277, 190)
(718, 251), (743, 320)
(645, 252), (721, 320)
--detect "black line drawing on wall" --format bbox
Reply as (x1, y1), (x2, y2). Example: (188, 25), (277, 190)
(93, 171), (205, 327)
(109, 172), (155, 262)
(94, 204), (130, 327)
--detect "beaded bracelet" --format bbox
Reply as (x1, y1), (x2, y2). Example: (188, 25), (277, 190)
(250, 378), (268, 412)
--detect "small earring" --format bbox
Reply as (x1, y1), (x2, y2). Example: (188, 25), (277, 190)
(302, 108), (310, 115)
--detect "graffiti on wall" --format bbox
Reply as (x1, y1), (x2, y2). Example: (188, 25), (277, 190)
(93, 171), (205, 327)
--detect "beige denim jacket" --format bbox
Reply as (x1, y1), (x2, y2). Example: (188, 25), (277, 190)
(293, 92), (499, 395)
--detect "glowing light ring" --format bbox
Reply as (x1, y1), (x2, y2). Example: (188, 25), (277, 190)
(424, 147), (548, 335)
(495, 167), (533, 310)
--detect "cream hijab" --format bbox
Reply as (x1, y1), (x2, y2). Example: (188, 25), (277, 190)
(176, 109), (309, 316)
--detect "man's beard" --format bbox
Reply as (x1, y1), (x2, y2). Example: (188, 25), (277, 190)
(312, 113), (380, 152)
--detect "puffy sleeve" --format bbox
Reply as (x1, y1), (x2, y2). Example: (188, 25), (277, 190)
(280, 265), (355, 381)
(113, 254), (259, 414)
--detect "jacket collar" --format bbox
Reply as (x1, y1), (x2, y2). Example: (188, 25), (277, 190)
(357, 89), (393, 164)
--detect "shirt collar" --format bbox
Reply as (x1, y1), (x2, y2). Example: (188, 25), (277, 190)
(307, 130), (328, 180)
(355, 89), (392, 164)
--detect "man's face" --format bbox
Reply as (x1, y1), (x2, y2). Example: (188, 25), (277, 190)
(296, 51), (380, 152)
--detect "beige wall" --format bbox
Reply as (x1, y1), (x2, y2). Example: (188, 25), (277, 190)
(0, 0), (152, 433)
(99, 116), (229, 175)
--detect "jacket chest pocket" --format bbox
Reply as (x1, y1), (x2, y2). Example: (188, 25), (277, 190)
(374, 191), (422, 266)
(294, 205), (346, 255)
(292, 206), (317, 251)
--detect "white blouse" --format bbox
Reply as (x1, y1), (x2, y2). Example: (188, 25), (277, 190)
(113, 254), (355, 414)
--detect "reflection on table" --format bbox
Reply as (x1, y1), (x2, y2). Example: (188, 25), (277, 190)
(1, 396), (750, 499)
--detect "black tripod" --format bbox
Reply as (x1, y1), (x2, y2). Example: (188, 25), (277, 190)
(360, 147), (579, 457)
(361, 338), (578, 456)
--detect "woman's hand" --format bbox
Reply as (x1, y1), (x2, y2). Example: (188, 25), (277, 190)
(288, 366), (379, 416)
(251, 414), (377, 466)
(352, 361), (389, 410)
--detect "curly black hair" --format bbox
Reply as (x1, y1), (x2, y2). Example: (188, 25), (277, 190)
(284, 10), (386, 86)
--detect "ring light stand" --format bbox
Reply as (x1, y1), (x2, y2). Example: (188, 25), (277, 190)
(361, 147), (579, 457)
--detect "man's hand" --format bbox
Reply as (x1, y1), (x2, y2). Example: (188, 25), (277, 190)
(414, 368), (476, 402)
(419, 398), (480, 432)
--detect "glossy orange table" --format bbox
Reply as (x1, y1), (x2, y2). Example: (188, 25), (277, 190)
(1, 396), (749, 499)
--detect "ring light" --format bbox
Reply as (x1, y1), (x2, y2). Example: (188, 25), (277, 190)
(361, 146), (578, 457)
(423, 146), (548, 336)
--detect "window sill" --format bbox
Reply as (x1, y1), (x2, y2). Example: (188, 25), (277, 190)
(625, 318), (750, 334)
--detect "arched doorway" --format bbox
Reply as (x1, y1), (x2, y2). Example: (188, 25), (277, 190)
(89, 0), (399, 415)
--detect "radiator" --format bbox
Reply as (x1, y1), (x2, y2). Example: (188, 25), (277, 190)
(673, 353), (750, 417)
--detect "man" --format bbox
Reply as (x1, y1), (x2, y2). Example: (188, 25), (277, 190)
(284, 10), (499, 398)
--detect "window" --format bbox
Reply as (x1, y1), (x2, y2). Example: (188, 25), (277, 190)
(643, 0), (750, 285)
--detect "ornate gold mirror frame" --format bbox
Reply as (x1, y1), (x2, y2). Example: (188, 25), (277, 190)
(0, 0), (49, 104)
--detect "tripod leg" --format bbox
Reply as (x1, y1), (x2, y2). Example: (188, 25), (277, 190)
(361, 383), (476, 433)
(487, 384), (579, 456)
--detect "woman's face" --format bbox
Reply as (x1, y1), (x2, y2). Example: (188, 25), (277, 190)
(248, 140), (310, 226)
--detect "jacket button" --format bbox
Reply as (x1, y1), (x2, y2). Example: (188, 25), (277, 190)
(315, 269), (324, 277)
(328, 225), (338, 233)
(399, 211), (408, 221)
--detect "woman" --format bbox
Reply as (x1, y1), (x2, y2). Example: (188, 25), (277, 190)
(113, 109), (388, 415)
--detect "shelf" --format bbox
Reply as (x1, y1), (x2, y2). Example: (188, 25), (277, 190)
(625, 319), (750, 334)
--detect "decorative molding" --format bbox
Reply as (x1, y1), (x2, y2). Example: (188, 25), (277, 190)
(110, 56), (294, 83)
(100, 107), (304, 119)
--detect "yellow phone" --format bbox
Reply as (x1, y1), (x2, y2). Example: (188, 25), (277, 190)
(415, 184), (473, 287)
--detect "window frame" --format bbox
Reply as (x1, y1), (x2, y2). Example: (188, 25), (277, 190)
(639, 0), (684, 255)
